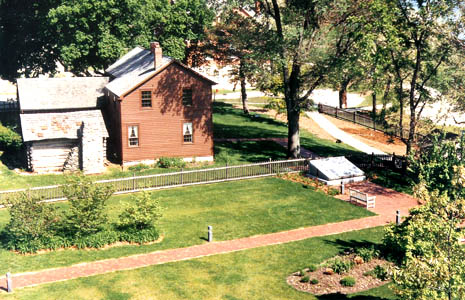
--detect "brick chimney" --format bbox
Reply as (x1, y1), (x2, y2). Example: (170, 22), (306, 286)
(150, 42), (163, 69)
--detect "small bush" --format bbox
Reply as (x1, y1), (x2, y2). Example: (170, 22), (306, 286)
(340, 276), (356, 287)
(327, 187), (340, 196)
(300, 275), (310, 283)
(0, 123), (22, 152)
(118, 191), (162, 230)
(63, 176), (114, 237)
(328, 257), (354, 274)
(156, 157), (186, 169)
(128, 164), (150, 172)
(355, 246), (380, 262)
(299, 269), (306, 276)
(373, 265), (389, 281)
(4, 192), (58, 253)
(310, 278), (319, 285)
(307, 264), (317, 272)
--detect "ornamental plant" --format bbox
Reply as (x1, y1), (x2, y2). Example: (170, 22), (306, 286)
(62, 176), (113, 237)
(118, 191), (162, 230)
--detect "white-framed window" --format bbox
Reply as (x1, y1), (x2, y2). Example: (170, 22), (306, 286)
(183, 122), (193, 143)
(128, 125), (139, 147)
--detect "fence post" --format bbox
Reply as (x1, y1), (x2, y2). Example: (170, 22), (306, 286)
(353, 110), (356, 123)
(373, 119), (375, 130)
(133, 173), (136, 191)
(268, 158), (272, 174)
(370, 152), (374, 168)
(335, 107), (338, 118)
(208, 225), (213, 242)
(396, 210), (401, 225)
(181, 168), (183, 184)
(6, 272), (12, 293)
(226, 162), (229, 179)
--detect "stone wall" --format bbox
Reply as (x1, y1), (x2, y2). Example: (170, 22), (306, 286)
(79, 122), (106, 174)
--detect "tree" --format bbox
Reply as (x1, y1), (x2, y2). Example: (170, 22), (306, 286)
(387, 185), (465, 300)
(0, 0), (60, 81)
(231, 0), (370, 158)
(0, 0), (214, 78)
(207, 8), (262, 114)
(373, 0), (465, 154)
(62, 176), (113, 237)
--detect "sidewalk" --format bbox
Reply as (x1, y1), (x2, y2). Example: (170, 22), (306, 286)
(1, 182), (417, 292)
(306, 112), (386, 155)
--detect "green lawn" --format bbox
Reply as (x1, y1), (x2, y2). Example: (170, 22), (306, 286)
(213, 102), (362, 158)
(2, 227), (397, 300)
(0, 177), (374, 274)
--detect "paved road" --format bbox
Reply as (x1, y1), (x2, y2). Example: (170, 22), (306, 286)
(306, 111), (386, 155)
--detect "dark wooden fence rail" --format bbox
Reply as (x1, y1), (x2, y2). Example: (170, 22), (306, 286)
(317, 103), (425, 142)
(346, 152), (407, 173)
(0, 100), (19, 112)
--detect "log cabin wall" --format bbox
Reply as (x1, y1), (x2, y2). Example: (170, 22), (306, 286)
(119, 63), (214, 163)
(28, 139), (78, 173)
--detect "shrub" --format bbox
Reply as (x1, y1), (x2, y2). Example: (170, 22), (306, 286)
(355, 246), (380, 262)
(128, 163), (150, 172)
(340, 276), (356, 287)
(299, 269), (306, 276)
(118, 227), (160, 244)
(310, 278), (319, 285)
(4, 192), (58, 253)
(307, 264), (317, 272)
(373, 265), (389, 281)
(0, 123), (22, 152)
(118, 191), (162, 230)
(62, 176), (113, 237)
(156, 157), (186, 169)
(327, 187), (340, 196)
(328, 257), (354, 274)
(300, 275), (310, 283)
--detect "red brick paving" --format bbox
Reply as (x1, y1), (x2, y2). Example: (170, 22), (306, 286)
(1, 182), (418, 292)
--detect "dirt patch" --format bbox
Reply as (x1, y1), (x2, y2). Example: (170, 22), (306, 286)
(324, 116), (406, 155)
(287, 256), (392, 296)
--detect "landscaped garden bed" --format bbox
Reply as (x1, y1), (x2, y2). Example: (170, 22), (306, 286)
(287, 247), (392, 295)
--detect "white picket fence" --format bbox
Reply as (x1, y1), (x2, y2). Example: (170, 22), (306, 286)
(0, 159), (309, 205)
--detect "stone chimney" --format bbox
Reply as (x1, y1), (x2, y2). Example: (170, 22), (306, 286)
(150, 42), (163, 69)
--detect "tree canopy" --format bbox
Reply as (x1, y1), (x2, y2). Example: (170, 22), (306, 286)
(0, 0), (214, 79)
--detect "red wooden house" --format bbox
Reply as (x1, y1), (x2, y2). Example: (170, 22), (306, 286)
(103, 42), (216, 165)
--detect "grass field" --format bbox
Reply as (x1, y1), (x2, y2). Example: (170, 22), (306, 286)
(2, 227), (397, 300)
(0, 177), (374, 274)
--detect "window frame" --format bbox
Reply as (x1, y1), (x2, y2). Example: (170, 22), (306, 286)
(127, 124), (140, 148)
(182, 88), (193, 106)
(140, 90), (152, 108)
(182, 121), (193, 144)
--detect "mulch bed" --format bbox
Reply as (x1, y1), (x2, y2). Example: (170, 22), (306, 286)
(287, 256), (392, 295)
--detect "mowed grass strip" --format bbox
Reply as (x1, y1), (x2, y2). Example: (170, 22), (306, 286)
(0, 177), (374, 274)
(1, 227), (397, 300)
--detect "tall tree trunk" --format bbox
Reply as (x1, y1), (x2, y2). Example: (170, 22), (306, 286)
(287, 106), (301, 158)
(271, 0), (301, 158)
(338, 80), (349, 108)
(396, 80), (404, 140)
(239, 59), (249, 114)
(382, 76), (392, 111)
(372, 92), (377, 118)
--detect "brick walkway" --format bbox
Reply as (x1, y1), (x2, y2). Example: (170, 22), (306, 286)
(2, 182), (417, 292)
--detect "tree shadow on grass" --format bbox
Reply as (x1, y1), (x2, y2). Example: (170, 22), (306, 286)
(214, 140), (287, 163)
(323, 239), (381, 255)
(317, 293), (390, 300)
